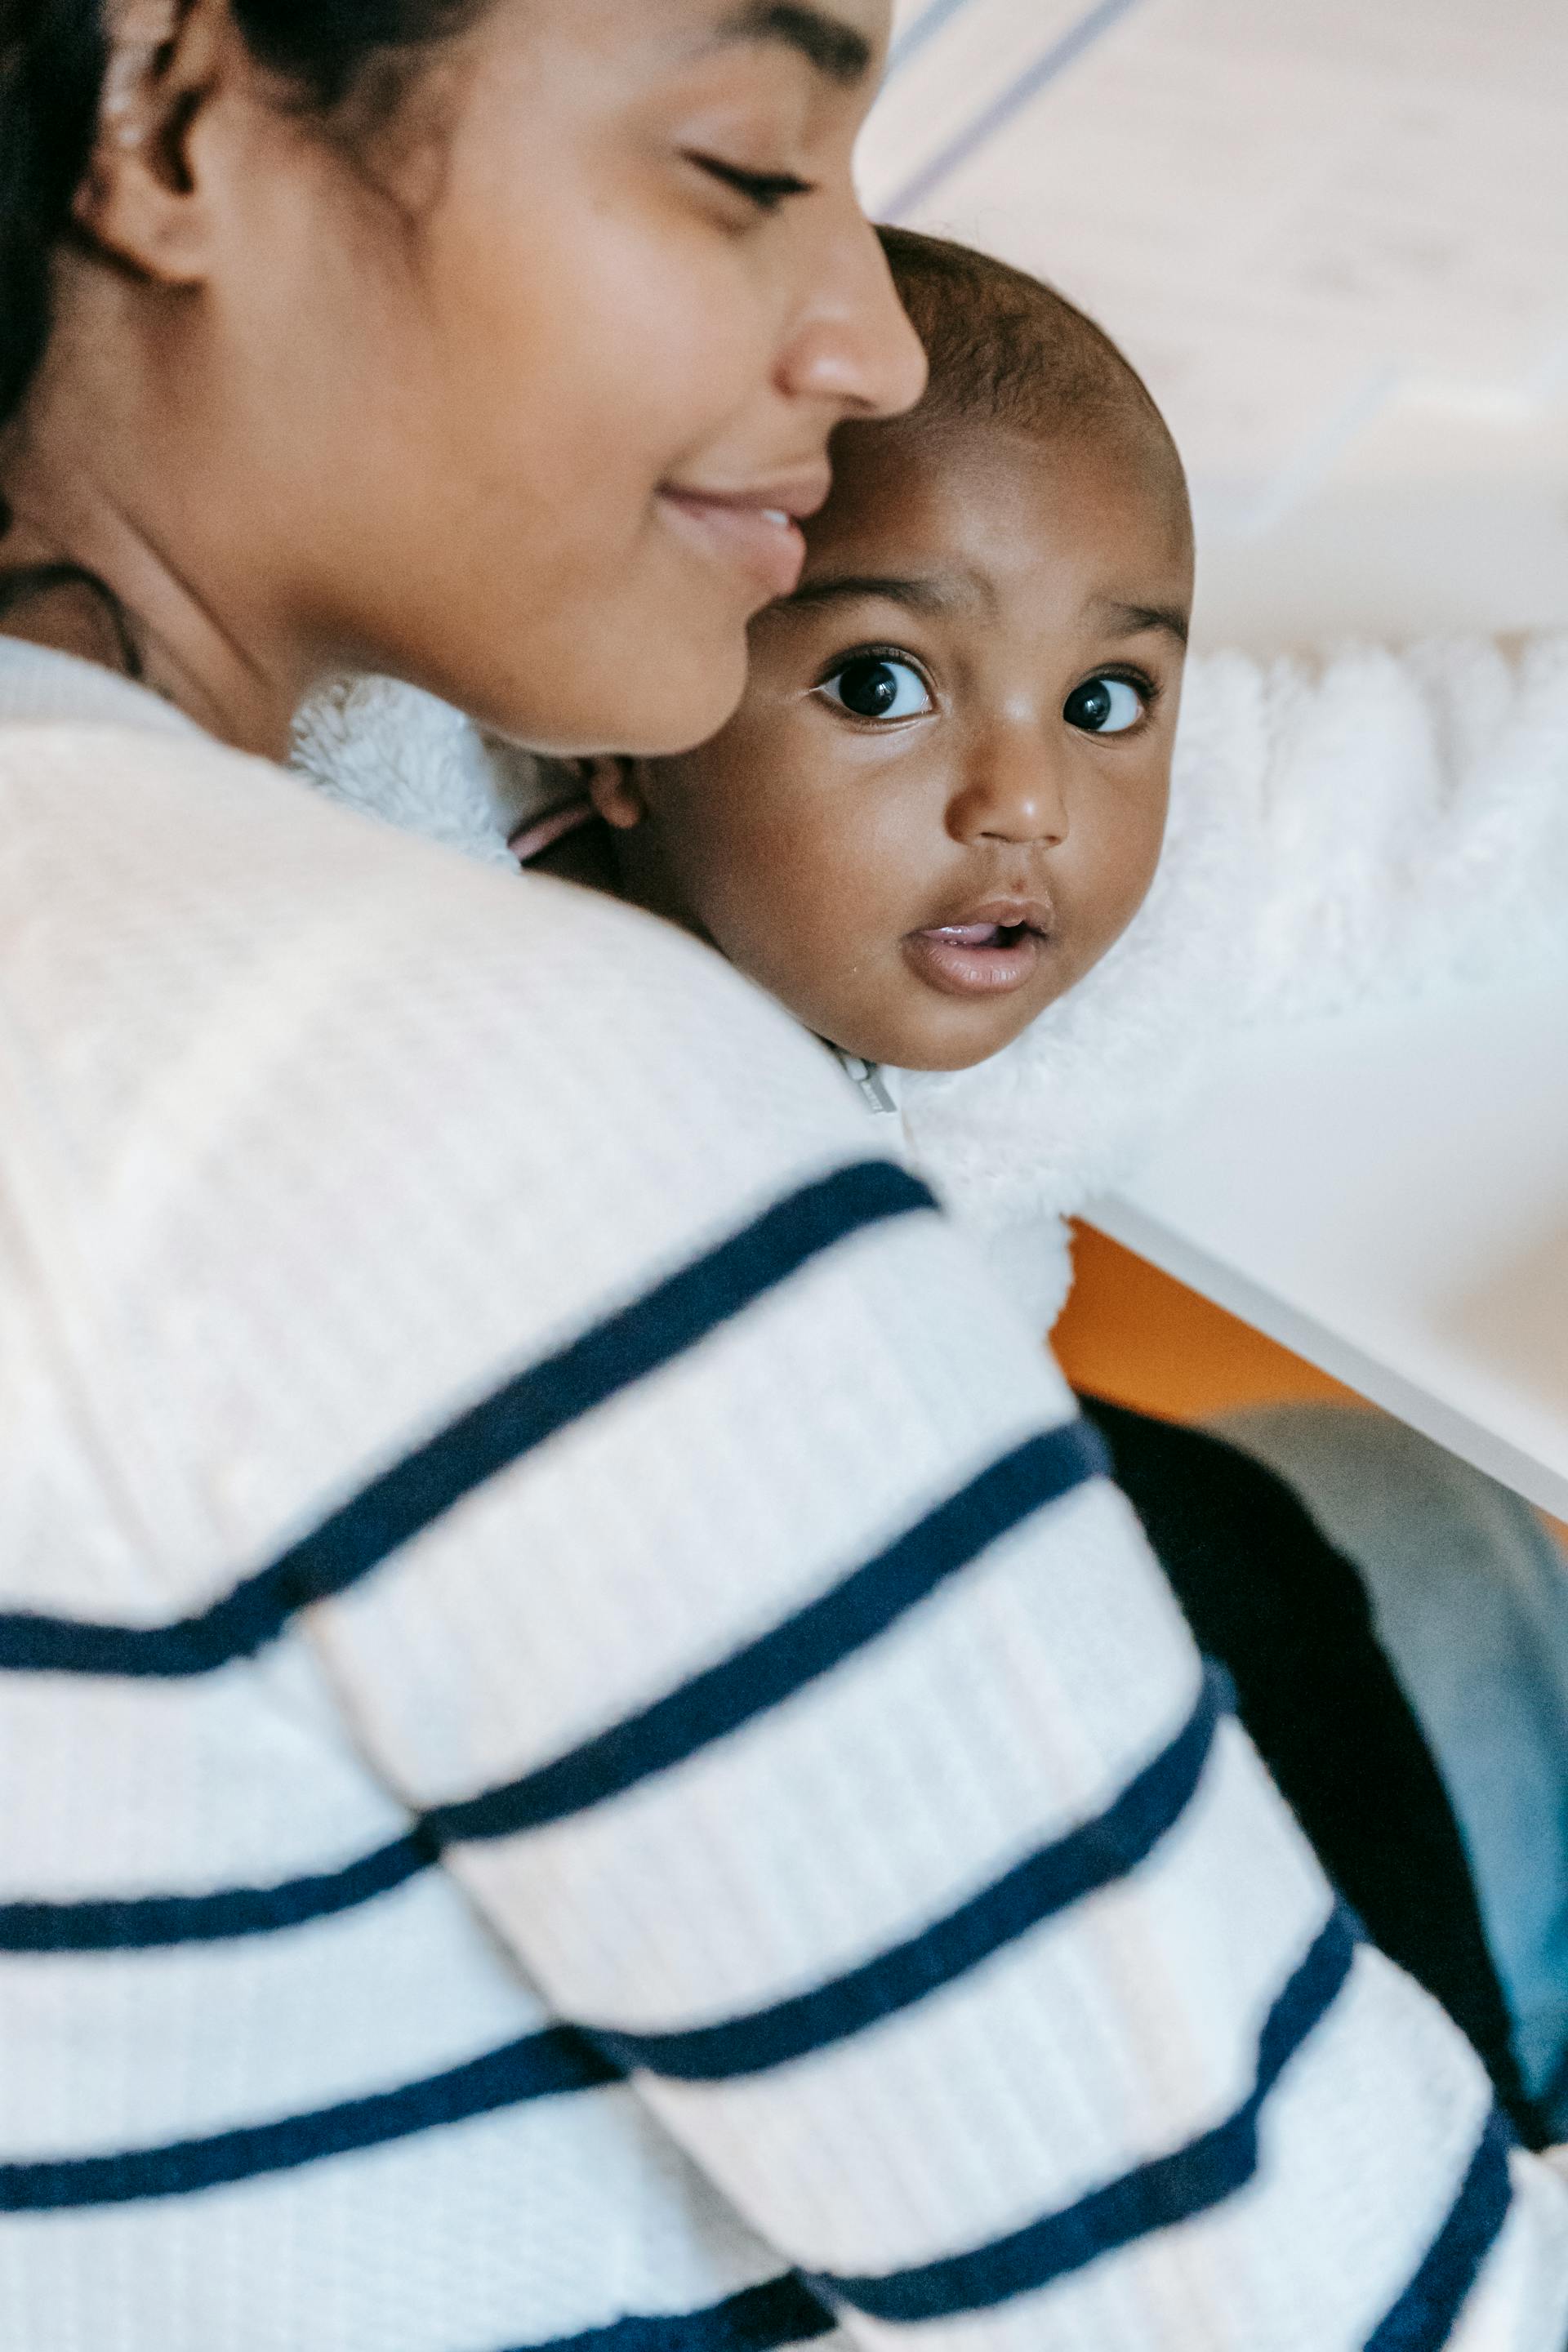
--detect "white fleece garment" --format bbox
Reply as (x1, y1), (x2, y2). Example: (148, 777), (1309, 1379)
(292, 635), (1568, 1326)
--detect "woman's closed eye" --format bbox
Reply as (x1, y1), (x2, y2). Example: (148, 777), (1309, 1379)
(1063, 672), (1152, 736)
(817, 652), (934, 722)
(688, 154), (817, 215)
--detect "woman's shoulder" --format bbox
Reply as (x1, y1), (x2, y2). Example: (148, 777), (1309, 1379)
(0, 688), (882, 1631)
(1, 689), (825, 1076)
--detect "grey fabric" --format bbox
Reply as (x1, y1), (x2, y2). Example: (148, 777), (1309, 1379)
(1211, 1401), (1568, 2127)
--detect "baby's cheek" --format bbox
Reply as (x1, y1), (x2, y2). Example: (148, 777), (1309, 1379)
(697, 857), (841, 1008)
(1111, 840), (1165, 937)
(1072, 809), (1163, 948)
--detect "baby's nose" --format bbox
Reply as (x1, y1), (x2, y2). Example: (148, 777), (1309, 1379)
(949, 743), (1070, 846)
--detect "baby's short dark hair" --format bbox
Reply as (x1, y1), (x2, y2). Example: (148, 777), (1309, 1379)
(875, 226), (1187, 511)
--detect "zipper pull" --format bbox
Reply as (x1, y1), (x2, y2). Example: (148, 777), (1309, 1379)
(839, 1054), (898, 1116)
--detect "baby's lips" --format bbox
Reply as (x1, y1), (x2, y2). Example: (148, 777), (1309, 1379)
(902, 924), (1047, 1000)
(921, 923), (1005, 947)
(915, 895), (1054, 945)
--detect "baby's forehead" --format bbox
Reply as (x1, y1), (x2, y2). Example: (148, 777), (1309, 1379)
(805, 404), (1192, 600)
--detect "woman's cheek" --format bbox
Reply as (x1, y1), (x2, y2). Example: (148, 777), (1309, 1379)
(621, 241), (777, 463)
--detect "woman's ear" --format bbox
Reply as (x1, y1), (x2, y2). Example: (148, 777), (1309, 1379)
(583, 756), (651, 832)
(74, 0), (232, 285)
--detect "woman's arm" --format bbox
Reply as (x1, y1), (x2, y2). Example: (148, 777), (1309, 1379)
(287, 799), (1568, 2349)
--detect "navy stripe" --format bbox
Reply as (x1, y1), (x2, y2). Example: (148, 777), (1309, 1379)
(1365, 2107), (1514, 2352)
(425, 1420), (1108, 1849)
(0, 1162), (931, 1681)
(501, 2277), (835, 2352)
(0, 1827), (434, 1952)
(0, 1417), (1107, 1953)
(0, 2027), (619, 2212)
(597, 1661), (1226, 2082)
(885, 0), (1146, 220)
(811, 1906), (1357, 2322)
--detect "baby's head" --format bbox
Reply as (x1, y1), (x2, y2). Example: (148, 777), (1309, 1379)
(587, 229), (1194, 1071)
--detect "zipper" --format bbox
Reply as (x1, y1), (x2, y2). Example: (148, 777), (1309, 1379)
(836, 1054), (899, 1116)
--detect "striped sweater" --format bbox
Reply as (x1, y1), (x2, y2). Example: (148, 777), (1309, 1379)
(2, 639), (1566, 2351)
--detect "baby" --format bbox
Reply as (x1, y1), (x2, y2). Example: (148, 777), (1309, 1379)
(519, 227), (1192, 1107)
(293, 229), (1568, 2140)
(298, 229), (1567, 1315)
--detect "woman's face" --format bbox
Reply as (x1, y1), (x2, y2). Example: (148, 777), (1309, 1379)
(201, 0), (925, 752)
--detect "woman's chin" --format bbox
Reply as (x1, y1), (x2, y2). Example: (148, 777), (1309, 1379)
(575, 642), (751, 761)
(434, 634), (749, 764)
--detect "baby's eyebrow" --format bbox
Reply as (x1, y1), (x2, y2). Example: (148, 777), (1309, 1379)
(782, 572), (973, 617)
(1094, 597), (1191, 648)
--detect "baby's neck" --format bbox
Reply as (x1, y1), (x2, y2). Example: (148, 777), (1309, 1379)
(530, 813), (625, 898)
(535, 814), (722, 967)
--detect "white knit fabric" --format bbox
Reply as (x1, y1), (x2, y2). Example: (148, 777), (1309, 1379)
(5, 640), (1568, 2350)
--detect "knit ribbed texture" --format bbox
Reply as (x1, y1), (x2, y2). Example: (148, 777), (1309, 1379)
(3, 643), (1567, 2350)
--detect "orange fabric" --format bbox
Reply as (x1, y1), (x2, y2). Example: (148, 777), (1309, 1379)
(1054, 1224), (1366, 1423)
(1055, 1226), (1568, 1543)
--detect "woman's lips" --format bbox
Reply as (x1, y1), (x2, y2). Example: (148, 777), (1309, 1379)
(657, 487), (817, 602)
(902, 905), (1051, 999)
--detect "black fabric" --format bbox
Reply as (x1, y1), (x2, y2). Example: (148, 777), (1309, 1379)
(1079, 1394), (1544, 2146)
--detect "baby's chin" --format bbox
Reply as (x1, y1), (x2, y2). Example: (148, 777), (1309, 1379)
(818, 992), (1053, 1075)
(842, 929), (1070, 1071)
(748, 937), (1068, 1074)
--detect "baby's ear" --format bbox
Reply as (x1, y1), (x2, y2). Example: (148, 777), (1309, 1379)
(583, 756), (648, 832)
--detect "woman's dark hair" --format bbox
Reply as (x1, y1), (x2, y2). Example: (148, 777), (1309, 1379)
(0, 1), (482, 648)
(0, 0), (480, 437)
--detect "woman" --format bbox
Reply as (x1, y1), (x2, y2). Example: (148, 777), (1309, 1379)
(1, 7), (1564, 2349)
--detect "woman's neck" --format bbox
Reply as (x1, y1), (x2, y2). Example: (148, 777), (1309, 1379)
(0, 430), (305, 760)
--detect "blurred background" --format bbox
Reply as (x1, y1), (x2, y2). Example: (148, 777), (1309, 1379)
(861, 0), (1568, 651)
(858, 0), (1568, 1445)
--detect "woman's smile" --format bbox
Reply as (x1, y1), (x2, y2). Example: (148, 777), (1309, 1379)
(657, 468), (831, 604)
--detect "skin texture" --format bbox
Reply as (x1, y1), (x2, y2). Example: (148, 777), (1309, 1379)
(0, 0), (924, 756)
(593, 407), (1195, 1069)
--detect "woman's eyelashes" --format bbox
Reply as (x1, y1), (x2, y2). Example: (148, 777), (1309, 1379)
(817, 651), (935, 722)
(688, 154), (817, 214)
(1062, 670), (1156, 736)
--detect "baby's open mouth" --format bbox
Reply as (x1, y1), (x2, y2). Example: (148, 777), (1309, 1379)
(903, 902), (1052, 999)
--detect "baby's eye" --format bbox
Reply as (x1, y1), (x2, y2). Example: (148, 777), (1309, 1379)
(819, 655), (933, 722)
(1063, 675), (1147, 735)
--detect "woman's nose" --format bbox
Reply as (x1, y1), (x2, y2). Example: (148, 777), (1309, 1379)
(947, 740), (1071, 848)
(776, 209), (929, 421)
